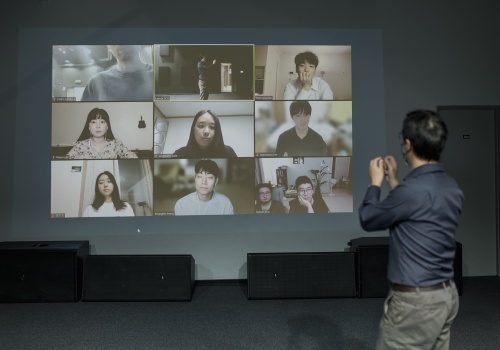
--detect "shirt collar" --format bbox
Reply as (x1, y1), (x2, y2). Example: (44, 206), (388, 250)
(404, 162), (444, 181)
(310, 76), (320, 91)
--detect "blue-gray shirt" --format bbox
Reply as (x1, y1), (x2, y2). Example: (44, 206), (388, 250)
(359, 163), (463, 287)
(81, 63), (153, 101)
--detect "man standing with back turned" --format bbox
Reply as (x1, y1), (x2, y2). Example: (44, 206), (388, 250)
(359, 110), (463, 350)
(197, 54), (217, 100)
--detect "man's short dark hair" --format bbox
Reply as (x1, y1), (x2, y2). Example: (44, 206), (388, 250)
(255, 183), (273, 198)
(289, 101), (312, 118)
(295, 175), (313, 189)
(402, 110), (448, 161)
(195, 159), (219, 179)
(294, 51), (319, 69)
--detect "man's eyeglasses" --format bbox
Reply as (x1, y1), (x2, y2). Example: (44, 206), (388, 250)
(259, 191), (272, 196)
(298, 188), (313, 195)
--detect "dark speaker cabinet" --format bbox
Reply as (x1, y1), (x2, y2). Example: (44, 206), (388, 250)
(0, 241), (90, 302)
(355, 245), (390, 298)
(247, 252), (356, 299)
(82, 255), (195, 301)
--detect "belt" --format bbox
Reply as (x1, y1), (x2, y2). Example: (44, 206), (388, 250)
(390, 280), (453, 292)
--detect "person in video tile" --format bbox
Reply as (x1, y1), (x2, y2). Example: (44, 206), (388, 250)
(283, 51), (333, 100)
(81, 45), (153, 101)
(174, 159), (233, 215)
(276, 101), (327, 157)
(254, 183), (285, 214)
(197, 54), (217, 100)
(288, 176), (329, 214)
(173, 110), (237, 158)
(83, 171), (135, 217)
(67, 108), (137, 159)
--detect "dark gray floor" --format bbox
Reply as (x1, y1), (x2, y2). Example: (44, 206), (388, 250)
(1, 277), (499, 350)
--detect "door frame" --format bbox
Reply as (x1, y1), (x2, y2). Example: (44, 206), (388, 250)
(438, 105), (500, 276)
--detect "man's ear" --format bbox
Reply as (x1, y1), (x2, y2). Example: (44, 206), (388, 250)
(402, 138), (412, 156)
(404, 138), (412, 151)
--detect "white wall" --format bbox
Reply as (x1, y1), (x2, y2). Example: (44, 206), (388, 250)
(263, 45), (281, 98)
(51, 160), (84, 218)
(334, 157), (350, 181)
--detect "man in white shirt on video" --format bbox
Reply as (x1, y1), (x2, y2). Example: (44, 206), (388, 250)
(174, 159), (234, 215)
(81, 45), (153, 101)
(283, 51), (333, 101)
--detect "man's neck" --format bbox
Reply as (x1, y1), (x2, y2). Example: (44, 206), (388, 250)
(116, 57), (144, 73)
(409, 154), (437, 170)
(295, 127), (309, 139)
(197, 191), (213, 202)
(260, 201), (271, 210)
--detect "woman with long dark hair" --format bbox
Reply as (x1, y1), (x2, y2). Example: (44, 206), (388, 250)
(173, 110), (237, 158)
(67, 108), (138, 159)
(83, 171), (135, 217)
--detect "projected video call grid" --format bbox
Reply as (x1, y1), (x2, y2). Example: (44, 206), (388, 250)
(51, 45), (353, 217)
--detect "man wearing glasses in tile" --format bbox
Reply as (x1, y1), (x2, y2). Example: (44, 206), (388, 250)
(254, 183), (285, 214)
(288, 176), (329, 213)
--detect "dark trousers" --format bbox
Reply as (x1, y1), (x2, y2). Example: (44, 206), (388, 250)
(199, 80), (209, 100)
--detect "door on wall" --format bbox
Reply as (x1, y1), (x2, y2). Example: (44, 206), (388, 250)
(438, 106), (498, 276)
(220, 63), (232, 92)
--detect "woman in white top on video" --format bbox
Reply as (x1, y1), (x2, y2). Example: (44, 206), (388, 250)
(67, 107), (137, 159)
(83, 171), (135, 217)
